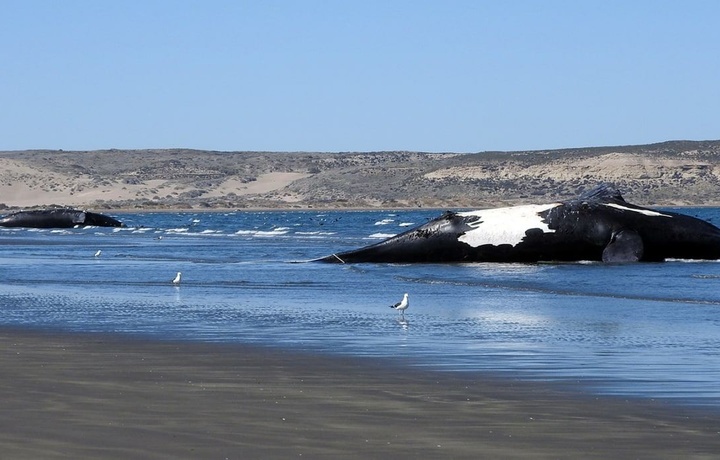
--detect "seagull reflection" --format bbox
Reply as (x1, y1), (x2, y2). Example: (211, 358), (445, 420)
(397, 317), (409, 331)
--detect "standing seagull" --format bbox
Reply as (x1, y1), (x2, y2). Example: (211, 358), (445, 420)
(172, 272), (182, 285)
(389, 293), (409, 316)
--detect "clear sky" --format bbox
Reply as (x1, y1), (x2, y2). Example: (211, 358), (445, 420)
(2, 1), (718, 152)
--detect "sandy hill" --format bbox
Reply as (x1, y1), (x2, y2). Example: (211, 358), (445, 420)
(1, 140), (720, 210)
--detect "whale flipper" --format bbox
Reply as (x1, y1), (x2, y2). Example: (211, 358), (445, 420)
(601, 229), (644, 262)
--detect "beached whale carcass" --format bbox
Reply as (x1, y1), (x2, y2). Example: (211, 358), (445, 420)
(317, 185), (720, 263)
(0, 209), (124, 228)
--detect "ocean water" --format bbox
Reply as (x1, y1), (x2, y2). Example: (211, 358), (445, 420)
(2, 208), (720, 407)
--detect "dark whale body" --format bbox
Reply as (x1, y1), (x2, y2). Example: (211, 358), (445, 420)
(318, 185), (720, 263)
(0, 209), (124, 228)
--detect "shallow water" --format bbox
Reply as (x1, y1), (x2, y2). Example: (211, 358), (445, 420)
(2, 208), (720, 407)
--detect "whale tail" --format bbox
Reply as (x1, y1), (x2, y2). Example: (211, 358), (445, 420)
(577, 184), (625, 203)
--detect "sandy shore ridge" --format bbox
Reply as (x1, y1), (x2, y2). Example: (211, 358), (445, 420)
(2, 140), (720, 211)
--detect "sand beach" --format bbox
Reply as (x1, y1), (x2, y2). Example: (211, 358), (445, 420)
(1, 328), (718, 459)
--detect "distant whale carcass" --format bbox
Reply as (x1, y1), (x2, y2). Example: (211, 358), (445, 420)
(318, 185), (720, 263)
(0, 209), (124, 228)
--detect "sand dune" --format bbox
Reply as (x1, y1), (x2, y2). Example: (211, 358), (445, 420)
(0, 157), (310, 209)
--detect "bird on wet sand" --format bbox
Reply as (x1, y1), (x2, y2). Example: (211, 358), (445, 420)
(390, 293), (409, 316)
(172, 272), (182, 285)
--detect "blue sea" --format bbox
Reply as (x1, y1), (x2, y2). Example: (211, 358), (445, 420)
(2, 208), (720, 408)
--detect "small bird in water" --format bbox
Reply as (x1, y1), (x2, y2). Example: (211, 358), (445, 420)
(94, 250), (102, 257)
(389, 293), (409, 316)
(172, 272), (182, 285)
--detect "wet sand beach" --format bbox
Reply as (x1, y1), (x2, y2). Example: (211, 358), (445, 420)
(0, 328), (718, 459)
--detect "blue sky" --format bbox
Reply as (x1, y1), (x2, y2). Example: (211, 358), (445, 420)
(2, 1), (718, 152)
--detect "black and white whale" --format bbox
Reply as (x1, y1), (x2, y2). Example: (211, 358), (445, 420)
(318, 185), (720, 263)
(0, 209), (124, 228)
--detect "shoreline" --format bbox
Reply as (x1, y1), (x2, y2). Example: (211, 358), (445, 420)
(2, 327), (719, 459)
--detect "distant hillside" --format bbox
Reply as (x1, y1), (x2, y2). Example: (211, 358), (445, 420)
(1, 140), (720, 210)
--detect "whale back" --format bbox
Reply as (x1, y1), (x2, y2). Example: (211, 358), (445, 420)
(0, 209), (123, 228)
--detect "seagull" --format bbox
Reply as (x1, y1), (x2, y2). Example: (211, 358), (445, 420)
(172, 272), (182, 285)
(94, 250), (102, 257)
(389, 293), (409, 316)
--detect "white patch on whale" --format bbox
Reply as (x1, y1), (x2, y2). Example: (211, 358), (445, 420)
(602, 203), (671, 217)
(458, 203), (560, 247)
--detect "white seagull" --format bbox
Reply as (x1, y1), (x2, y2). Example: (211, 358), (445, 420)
(172, 272), (182, 285)
(389, 293), (409, 316)
(94, 250), (102, 257)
